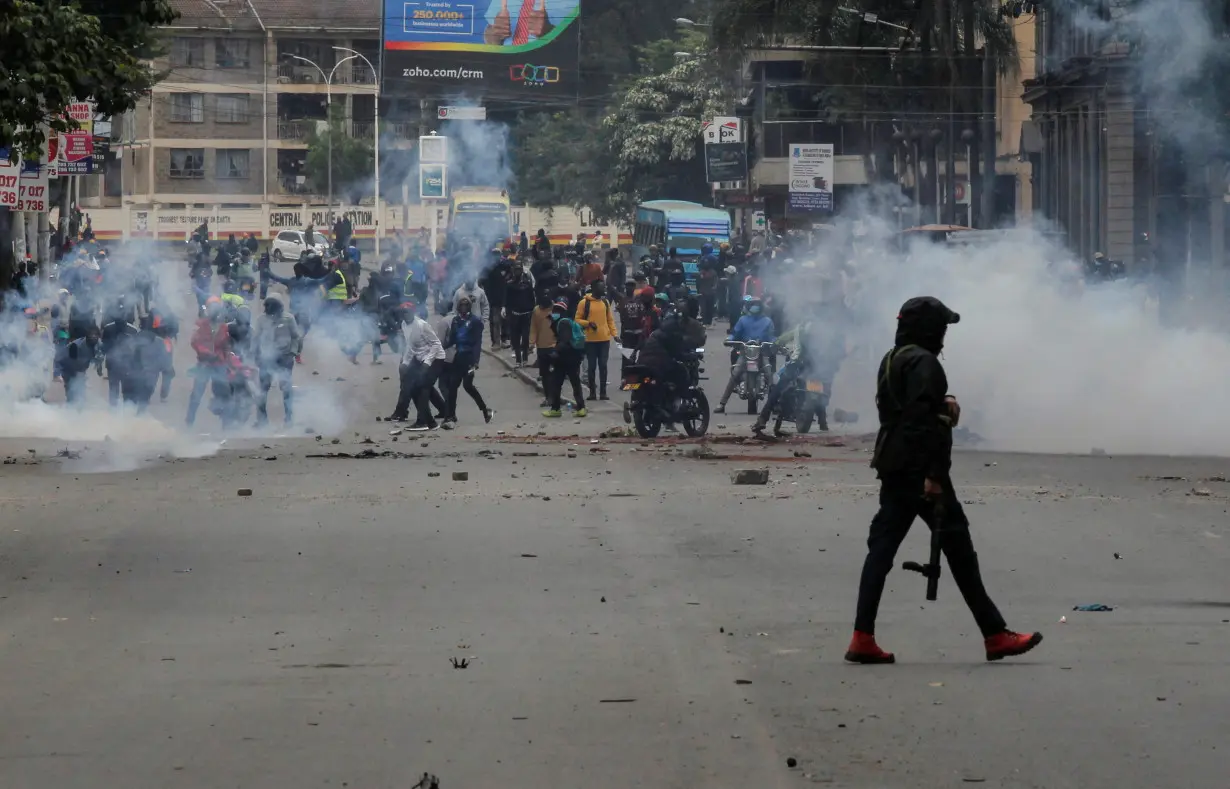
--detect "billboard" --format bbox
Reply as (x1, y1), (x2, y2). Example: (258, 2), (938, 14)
(704, 142), (747, 183)
(787, 143), (834, 213)
(382, 0), (581, 97)
(58, 101), (95, 175)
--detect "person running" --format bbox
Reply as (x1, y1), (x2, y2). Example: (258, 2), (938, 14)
(440, 296), (493, 428)
(388, 309), (445, 430)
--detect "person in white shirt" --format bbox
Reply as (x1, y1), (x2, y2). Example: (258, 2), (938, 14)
(388, 309), (446, 429)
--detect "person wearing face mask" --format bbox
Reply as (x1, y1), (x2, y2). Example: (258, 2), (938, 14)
(542, 300), (588, 418)
(186, 297), (231, 427)
(575, 280), (617, 400)
(845, 297), (1042, 665)
(440, 296), (493, 427)
(252, 296), (303, 428)
(715, 297), (776, 414)
(452, 275), (490, 327)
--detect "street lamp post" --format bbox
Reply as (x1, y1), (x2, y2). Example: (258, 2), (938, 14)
(334, 46), (380, 257)
(285, 53), (359, 226)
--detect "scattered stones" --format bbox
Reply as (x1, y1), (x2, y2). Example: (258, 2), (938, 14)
(786, 757), (798, 768)
(792, 450), (812, 458)
(237, 489), (253, 497)
(452, 471), (469, 481)
(389, 428), (403, 436)
(732, 468), (769, 485)
(1191, 487), (1213, 497)
(331, 438), (341, 445)
(428, 472), (441, 477)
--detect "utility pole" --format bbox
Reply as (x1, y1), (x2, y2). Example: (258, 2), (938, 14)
(943, 0), (957, 225)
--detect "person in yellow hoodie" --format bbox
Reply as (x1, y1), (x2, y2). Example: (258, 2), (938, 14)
(576, 280), (618, 400)
(528, 293), (557, 406)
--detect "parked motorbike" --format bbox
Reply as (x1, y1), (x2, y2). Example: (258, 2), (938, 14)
(723, 339), (773, 414)
(620, 347), (710, 439)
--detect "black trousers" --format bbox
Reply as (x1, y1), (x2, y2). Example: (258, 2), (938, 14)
(854, 473), (1007, 637)
(442, 359), (488, 420)
(547, 351), (585, 410)
(699, 291), (716, 325)
(394, 359), (443, 424)
(508, 312), (532, 363)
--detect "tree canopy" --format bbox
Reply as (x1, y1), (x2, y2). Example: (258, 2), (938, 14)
(304, 107), (376, 204)
(0, 0), (177, 157)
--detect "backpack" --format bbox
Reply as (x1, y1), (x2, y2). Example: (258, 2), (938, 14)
(560, 317), (586, 350)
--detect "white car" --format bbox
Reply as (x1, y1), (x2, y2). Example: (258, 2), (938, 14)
(271, 229), (330, 261)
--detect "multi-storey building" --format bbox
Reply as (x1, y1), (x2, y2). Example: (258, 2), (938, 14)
(82, 0), (422, 229)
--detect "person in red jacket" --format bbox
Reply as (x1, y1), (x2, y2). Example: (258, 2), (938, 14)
(186, 297), (231, 427)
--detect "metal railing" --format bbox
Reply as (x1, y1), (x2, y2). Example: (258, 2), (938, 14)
(278, 176), (317, 195)
(350, 121), (375, 139)
(276, 119), (319, 141)
(390, 122), (417, 141)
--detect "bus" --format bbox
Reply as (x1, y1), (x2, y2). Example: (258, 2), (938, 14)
(449, 187), (513, 248)
(631, 200), (731, 288)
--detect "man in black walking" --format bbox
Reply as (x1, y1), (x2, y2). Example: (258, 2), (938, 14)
(845, 296), (1042, 664)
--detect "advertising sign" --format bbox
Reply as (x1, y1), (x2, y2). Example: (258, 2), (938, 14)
(702, 117), (743, 145)
(57, 101), (96, 175)
(382, 0), (581, 97)
(704, 142), (748, 183)
(420, 163), (447, 199)
(787, 143), (834, 212)
(17, 163), (50, 212)
(0, 149), (20, 209)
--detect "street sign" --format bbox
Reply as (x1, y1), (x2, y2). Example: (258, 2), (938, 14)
(438, 106), (486, 121)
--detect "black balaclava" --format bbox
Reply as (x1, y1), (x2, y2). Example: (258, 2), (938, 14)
(894, 296), (960, 354)
(264, 297), (282, 316)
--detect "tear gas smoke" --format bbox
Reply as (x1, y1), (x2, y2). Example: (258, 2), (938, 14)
(775, 200), (1230, 456)
(0, 240), (351, 472)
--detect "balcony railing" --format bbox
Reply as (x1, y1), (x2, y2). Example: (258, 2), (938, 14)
(350, 121), (375, 140)
(278, 175), (317, 195)
(277, 119), (321, 141)
(390, 122), (417, 141)
(276, 62), (331, 84)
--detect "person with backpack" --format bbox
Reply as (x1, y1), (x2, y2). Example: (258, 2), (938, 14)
(576, 280), (617, 400)
(542, 300), (587, 418)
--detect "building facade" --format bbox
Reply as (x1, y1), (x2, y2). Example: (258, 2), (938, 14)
(84, 0), (417, 213)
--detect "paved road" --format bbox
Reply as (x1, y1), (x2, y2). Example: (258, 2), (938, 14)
(2, 315), (1228, 789)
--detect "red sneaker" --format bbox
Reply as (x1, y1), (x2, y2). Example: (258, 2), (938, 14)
(844, 631), (895, 664)
(984, 630), (1043, 661)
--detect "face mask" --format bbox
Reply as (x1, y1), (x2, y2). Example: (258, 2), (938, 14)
(749, 306), (762, 315)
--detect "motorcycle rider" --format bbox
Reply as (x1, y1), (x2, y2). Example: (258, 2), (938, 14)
(751, 310), (827, 436)
(635, 297), (705, 425)
(846, 296), (1042, 664)
(715, 297), (776, 414)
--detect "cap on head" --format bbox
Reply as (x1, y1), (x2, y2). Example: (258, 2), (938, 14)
(897, 296), (960, 327)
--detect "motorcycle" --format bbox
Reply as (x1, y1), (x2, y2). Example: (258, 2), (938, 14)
(620, 347), (710, 439)
(767, 350), (828, 435)
(723, 339), (773, 414)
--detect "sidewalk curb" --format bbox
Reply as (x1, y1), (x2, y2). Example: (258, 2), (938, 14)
(481, 348), (623, 413)
(482, 347), (543, 393)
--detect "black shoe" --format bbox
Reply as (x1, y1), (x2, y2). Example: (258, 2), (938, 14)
(386, 414), (407, 422)
(599, 390), (609, 401)
(588, 388), (597, 401)
(408, 421), (438, 432)
(483, 408), (494, 423)
(714, 404), (726, 414)
(441, 421), (455, 430)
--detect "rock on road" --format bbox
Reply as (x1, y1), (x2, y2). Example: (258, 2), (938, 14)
(1, 334), (1228, 789)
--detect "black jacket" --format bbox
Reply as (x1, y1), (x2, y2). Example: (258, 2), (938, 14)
(506, 276), (535, 314)
(871, 297), (961, 481)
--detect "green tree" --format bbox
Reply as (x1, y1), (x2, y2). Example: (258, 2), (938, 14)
(304, 106), (375, 204)
(0, 0), (177, 156)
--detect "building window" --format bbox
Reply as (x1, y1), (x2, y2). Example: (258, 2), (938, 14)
(216, 94), (249, 124)
(169, 93), (204, 123)
(170, 37), (205, 67)
(169, 148), (205, 179)
(215, 39), (252, 69)
(216, 149), (251, 179)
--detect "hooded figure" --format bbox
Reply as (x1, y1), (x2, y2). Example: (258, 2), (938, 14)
(848, 295), (1042, 666)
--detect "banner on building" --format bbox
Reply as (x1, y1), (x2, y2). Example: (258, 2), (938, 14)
(17, 163), (50, 212)
(787, 143), (834, 213)
(382, 0), (581, 98)
(704, 142), (748, 183)
(0, 149), (20, 209)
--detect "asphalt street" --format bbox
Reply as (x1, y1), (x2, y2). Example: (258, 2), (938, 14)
(2, 310), (1228, 789)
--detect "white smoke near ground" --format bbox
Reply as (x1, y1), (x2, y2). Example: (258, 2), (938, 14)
(0, 239), (353, 472)
(775, 197), (1230, 456)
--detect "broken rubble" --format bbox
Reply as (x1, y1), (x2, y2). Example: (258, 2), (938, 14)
(732, 469), (770, 485)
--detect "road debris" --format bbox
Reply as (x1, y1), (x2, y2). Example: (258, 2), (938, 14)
(450, 657), (470, 669)
(56, 447), (82, 459)
(237, 489), (253, 497)
(389, 428), (403, 436)
(452, 471), (469, 481)
(520, 553), (538, 558)
(732, 468), (769, 485)
(599, 698), (636, 703)
(1072, 603), (1114, 612)
(786, 757), (798, 768)
(1191, 487), (1212, 497)
(735, 679), (752, 685)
